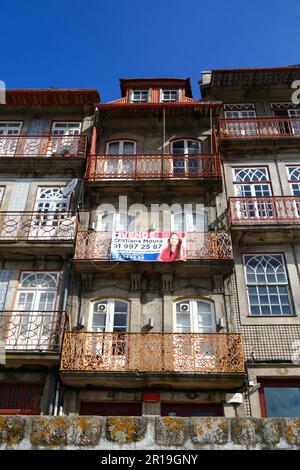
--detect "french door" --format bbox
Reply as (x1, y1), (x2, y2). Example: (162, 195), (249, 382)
(288, 109), (300, 135)
(48, 122), (81, 156)
(106, 140), (136, 177)
(224, 109), (257, 136)
(171, 140), (200, 177)
(174, 299), (216, 371)
(11, 272), (59, 350)
(0, 122), (22, 156)
(30, 187), (71, 239)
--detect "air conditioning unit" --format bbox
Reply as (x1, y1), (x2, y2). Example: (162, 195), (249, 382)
(96, 303), (107, 312)
(179, 303), (190, 312)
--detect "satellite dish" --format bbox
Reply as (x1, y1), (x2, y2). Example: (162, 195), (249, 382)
(61, 179), (78, 197)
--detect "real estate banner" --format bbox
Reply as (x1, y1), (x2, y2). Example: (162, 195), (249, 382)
(110, 231), (187, 262)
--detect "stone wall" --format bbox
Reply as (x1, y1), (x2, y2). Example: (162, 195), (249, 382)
(1, 416), (300, 450)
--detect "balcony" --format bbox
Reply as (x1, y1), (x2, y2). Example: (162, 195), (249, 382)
(0, 311), (65, 354)
(0, 211), (77, 241)
(60, 332), (245, 388)
(0, 135), (87, 159)
(229, 196), (300, 225)
(87, 153), (221, 182)
(74, 231), (233, 263)
(219, 118), (300, 145)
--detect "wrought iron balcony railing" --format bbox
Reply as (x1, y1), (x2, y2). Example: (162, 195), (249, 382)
(229, 196), (300, 225)
(0, 135), (87, 158)
(0, 212), (77, 241)
(219, 117), (300, 140)
(0, 311), (66, 352)
(74, 231), (233, 261)
(87, 153), (222, 181)
(60, 332), (244, 374)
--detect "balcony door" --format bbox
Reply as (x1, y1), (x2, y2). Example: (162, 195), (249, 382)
(106, 140), (136, 177)
(48, 122), (81, 156)
(86, 299), (129, 369)
(10, 272), (59, 350)
(174, 299), (216, 371)
(233, 167), (273, 221)
(0, 122), (22, 156)
(224, 104), (257, 137)
(30, 187), (71, 239)
(171, 140), (200, 177)
(288, 109), (300, 135)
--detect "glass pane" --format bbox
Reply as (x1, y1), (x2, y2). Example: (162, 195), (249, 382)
(114, 301), (128, 313)
(264, 387), (300, 417)
(113, 314), (127, 327)
(187, 141), (200, 153)
(176, 313), (190, 328)
(107, 142), (120, 155)
(123, 142), (135, 155)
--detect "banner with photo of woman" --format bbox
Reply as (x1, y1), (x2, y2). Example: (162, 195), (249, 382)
(110, 231), (186, 262)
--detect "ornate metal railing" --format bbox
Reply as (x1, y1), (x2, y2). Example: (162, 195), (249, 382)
(60, 332), (244, 373)
(229, 197), (300, 225)
(74, 231), (233, 261)
(87, 153), (221, 180)
(0, 212), (77, 241)
(0, 311), (65, 352)
(0, 135), (87, 158)
(219, 117), (300, 140)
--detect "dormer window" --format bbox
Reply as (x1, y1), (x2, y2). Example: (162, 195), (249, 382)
(130, 89), (150, 103)
(161, 89), (179, 102)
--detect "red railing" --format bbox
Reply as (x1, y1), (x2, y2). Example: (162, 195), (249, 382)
(219, 118), (300, 140)
(0, 211), (77, 241)
(0, 135), (87, 158)
(87, 153), (221, 180)
(74, 231), (233, 261)
(229, 196), (300, 225)
(0, 311), (65, 352)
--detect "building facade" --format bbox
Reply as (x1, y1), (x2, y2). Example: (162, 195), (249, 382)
(1, 67), (300, 418)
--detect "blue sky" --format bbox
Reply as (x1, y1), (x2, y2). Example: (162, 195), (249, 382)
(1, 0), (300, 101)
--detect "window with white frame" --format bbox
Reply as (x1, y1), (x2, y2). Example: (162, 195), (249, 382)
(160, 89), (179, 102)
(16, 272), (59, 311)
(233, 167), (273, 220)
(171, 139), (201, 176)
(243, 255), (293, 316)
(130, 89), (150, 103)
(224, 103), (256, 119)
(171, 210), (208, 232)
(0, 187), (4, 207)
(91, 299), (128, 332)
(96, 211), (136, 231)
(288, 110), (300, 134)
(287, 166), (300, 216)
(175, 299), (215, 333)
(0, 122), (22, 157)
(105, 140), (136, 176)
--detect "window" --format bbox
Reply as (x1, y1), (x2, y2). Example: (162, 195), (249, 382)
(0, 122), (22, 156)
(0, 187), (4, 207)
(105, 140), (136, 177)
(11, 271), (60, 350)
(130, 89), (150, 103)
(49, 122), (81, 155)
(233, 167), (273, 220)
(171, 210), (208, 232)
(91, 299), (128, 332)
(223, 104), (257, 137)
(160, 89), (179, 102)
(97, 211), (136, 231)
(287, 166), (300, 216)
(224, 103), (256, 119)
(171, 139), (201, 177)
(259, 380), (300, 417)
(175, 299), (215, 333)
(243, 255), (293, 316)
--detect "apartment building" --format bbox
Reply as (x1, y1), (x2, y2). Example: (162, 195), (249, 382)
(0, 89), (99, 414)
(201, 65), (300, 417)
(1, 66), (300, 418)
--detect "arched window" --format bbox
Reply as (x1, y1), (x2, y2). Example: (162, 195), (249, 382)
(244, 254), (292, 316)
(171, 139), (201, 177)
(175, 299), (215, 333)
(16, 272), (59, 311)
(91, 299), (129, 332)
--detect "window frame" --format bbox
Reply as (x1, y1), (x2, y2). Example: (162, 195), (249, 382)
(174, 298), (216, 333)
(259, 379), (300, 417)
(130, 89), (150, 103)
(223, 103), (256, 119)
(243, 254), (294, 317)
(89, 298), (129, 332)
(160, 89), (180, 103)
(233, 166), (272, 197)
